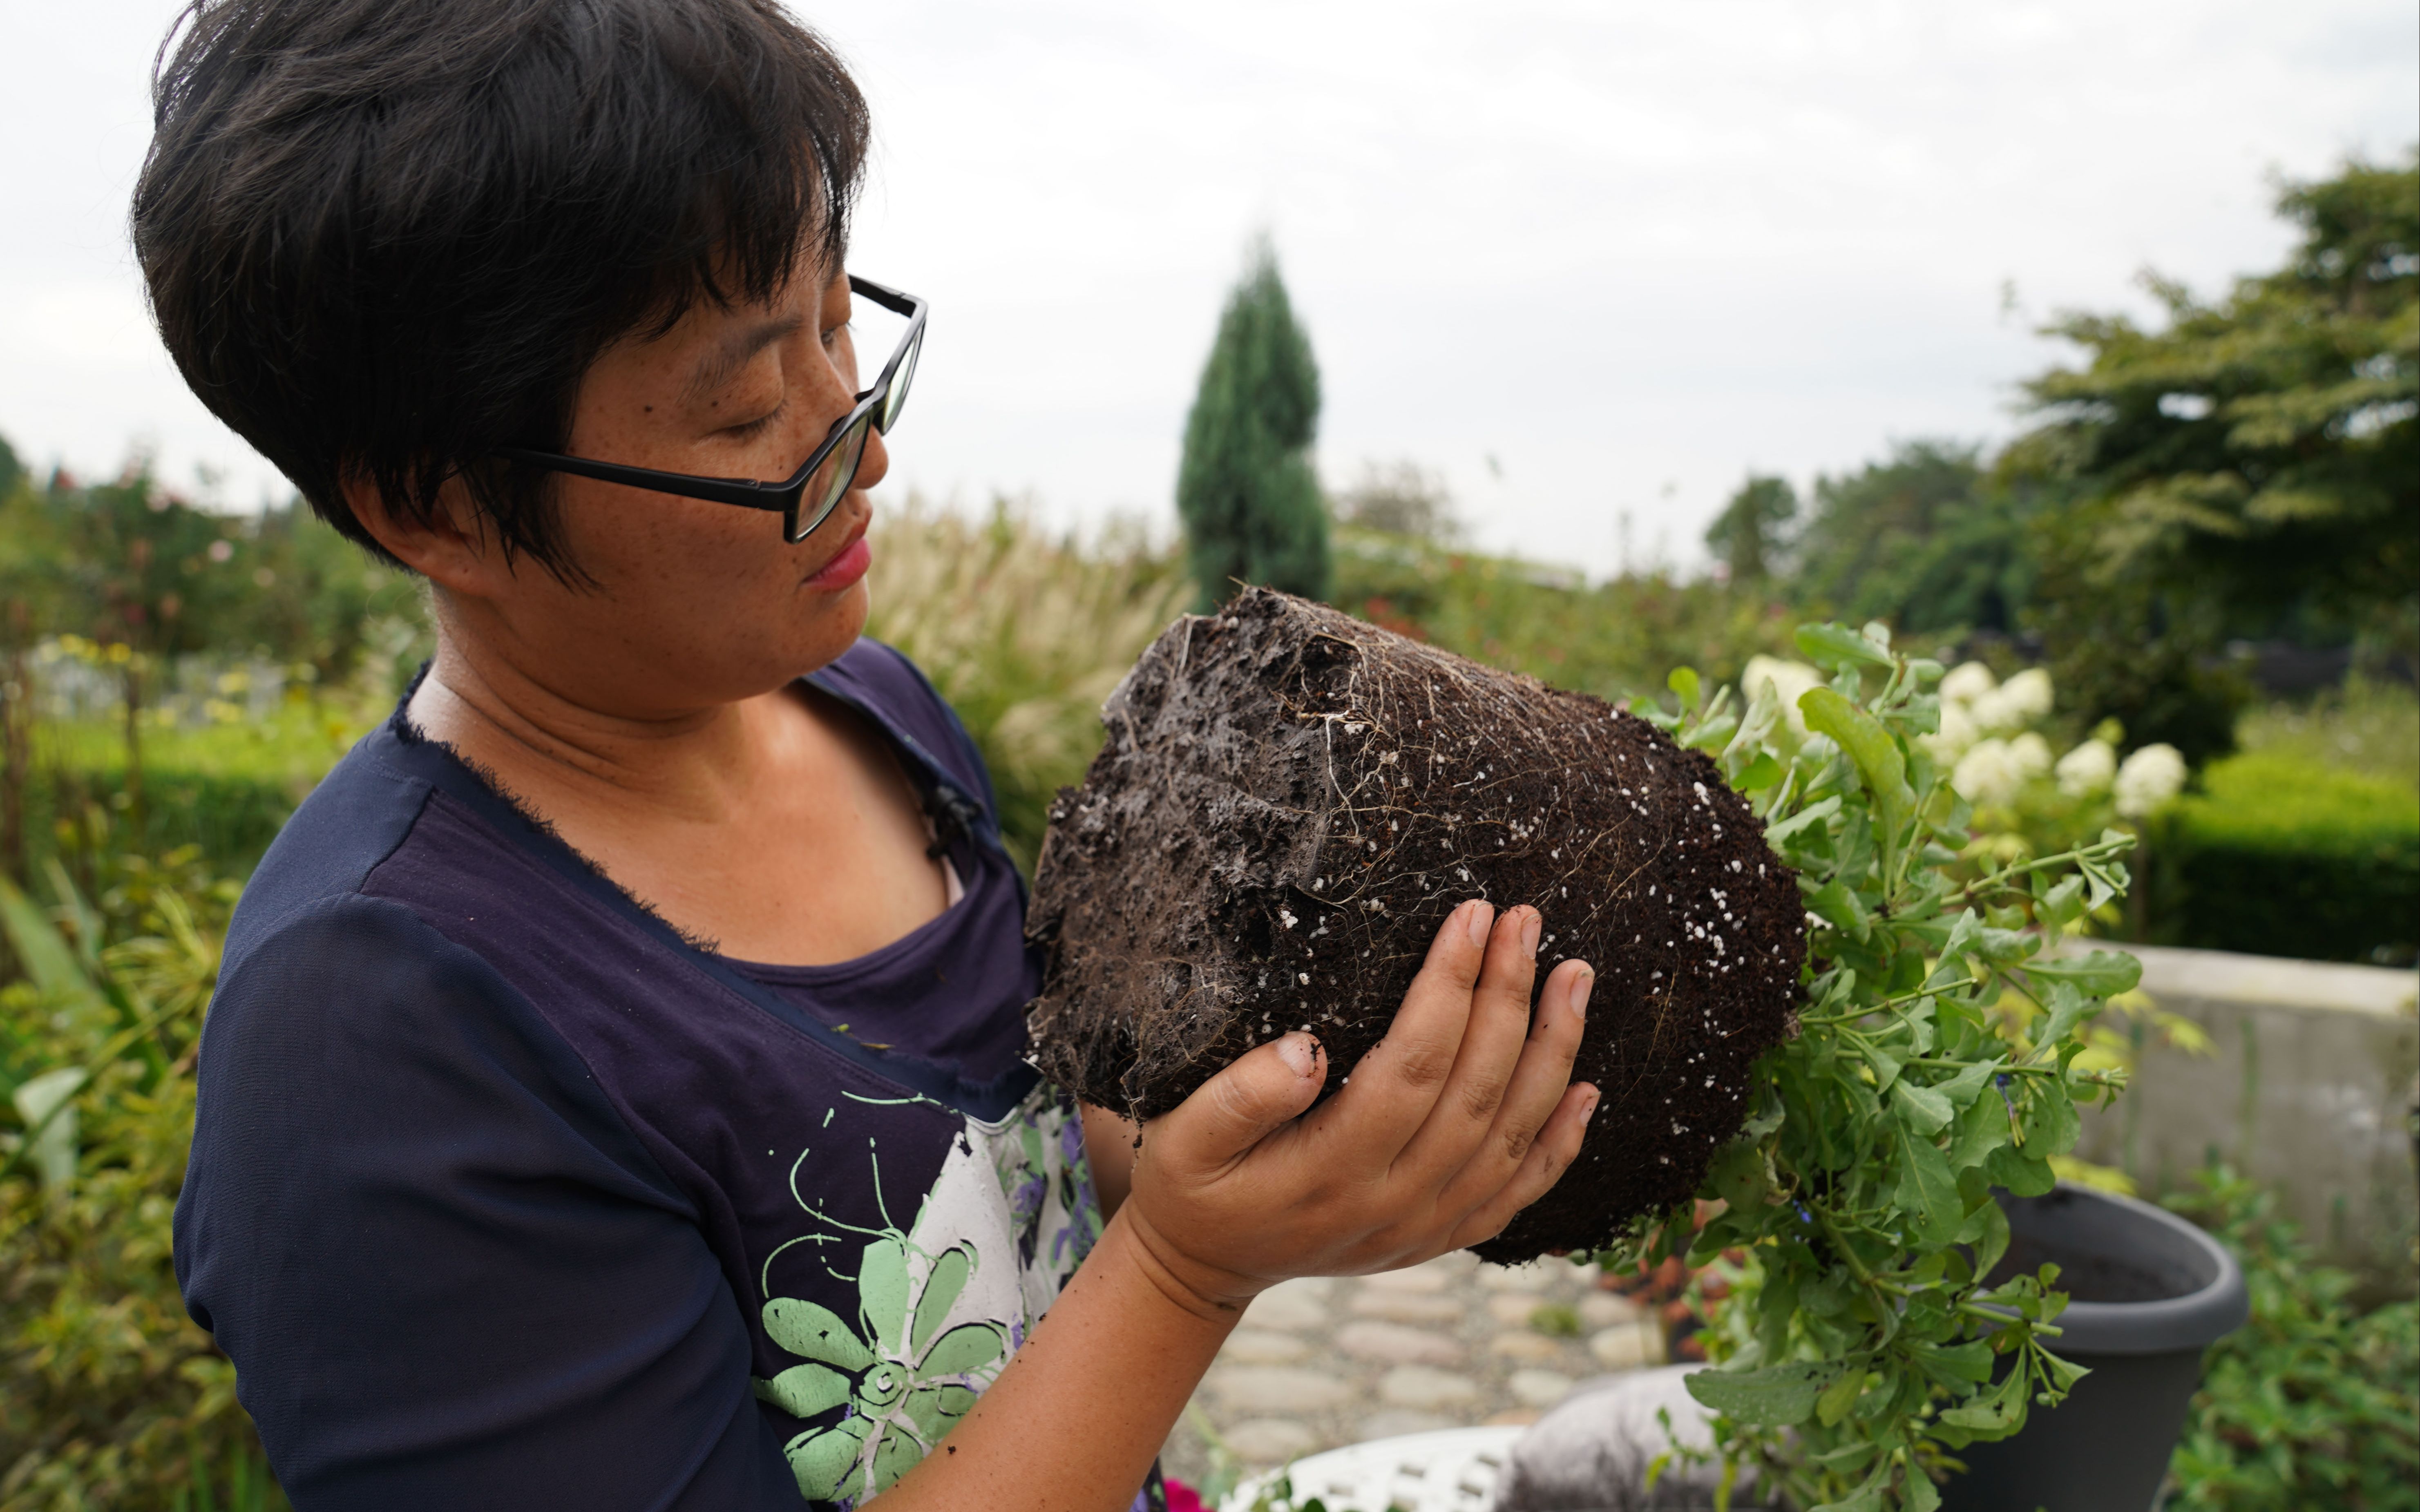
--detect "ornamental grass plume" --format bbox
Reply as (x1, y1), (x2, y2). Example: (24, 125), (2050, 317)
(861, 499), (1189, 872)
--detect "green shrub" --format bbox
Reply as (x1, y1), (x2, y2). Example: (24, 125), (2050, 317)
(2149, 752), (2419, 963)
(0, 860), (287, 1512)
(2165, 1166), (2419, 1511)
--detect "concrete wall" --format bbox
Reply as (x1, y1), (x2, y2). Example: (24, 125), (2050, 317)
(2071, 944), (2418, 1292)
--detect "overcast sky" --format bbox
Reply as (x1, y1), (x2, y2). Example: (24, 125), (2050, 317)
(2, 1), (2413, 576)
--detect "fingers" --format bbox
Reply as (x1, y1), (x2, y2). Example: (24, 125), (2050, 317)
(1436, 956), (1591, 1210)
(1313, 900), (1494, 1161)
(1450, 1079), (1601, 1251)
(1390, 906), (1548, 1178)
(1152, 1030), (1327, 1177)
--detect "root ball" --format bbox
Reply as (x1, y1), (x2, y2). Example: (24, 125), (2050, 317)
(1024, 590), (1804, 1260)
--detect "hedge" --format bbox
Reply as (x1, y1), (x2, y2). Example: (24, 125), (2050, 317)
(2148, 752), (2420, 965)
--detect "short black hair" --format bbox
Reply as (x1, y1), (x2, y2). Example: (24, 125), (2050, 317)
(134, 0), (870, 576)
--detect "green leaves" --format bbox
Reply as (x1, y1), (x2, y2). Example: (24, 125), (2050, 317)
(2022, 949), (2141, 997)
(2018, 1079), (2081, 1159)
(1799, 687), (1915, 887)
(1940, 1365), (2027, 1434)
(1764, 795), (1841, 845)
(1624, 623), (2152, 1511)
(1685, 1360), (1848, 1426)
(1796, 623), (1896, 671)
(1893, 1123), (1964, 1244)
(1890, 1079), (1954, 1136)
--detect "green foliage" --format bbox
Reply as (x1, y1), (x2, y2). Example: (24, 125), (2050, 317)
(2007, 151), (2418, 764)
(2018, 152), (2418, 628)
(1175, 240), (1331, 608)
(2022, 500), (2247, 768)
(2147, 751), (2419, 964)
(2164, 1166), (2419, 1511)
(0, 441), (425, 884)
(1790, 441), (2039, 637)
(1706, 475), (1798, 586)
(0, 855), (288, 1511)
(1612, 621), (2142, 1511)
(1331, 525), (1800, 707)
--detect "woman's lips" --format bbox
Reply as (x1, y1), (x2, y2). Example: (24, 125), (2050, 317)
(803, 532), (871, 591)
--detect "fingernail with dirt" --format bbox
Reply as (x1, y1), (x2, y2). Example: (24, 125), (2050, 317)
(1276, 1031), (1321, 1077)
(1520, 908), (1542, 956)
(1463, 900), (1491, 948)
(1570, 964), (1595, 1020)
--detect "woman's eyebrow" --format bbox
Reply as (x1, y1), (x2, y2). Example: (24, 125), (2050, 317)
(686, 312), (807, 402)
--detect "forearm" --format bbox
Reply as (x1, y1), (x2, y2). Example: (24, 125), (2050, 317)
(877, 1207), (1238, 1512)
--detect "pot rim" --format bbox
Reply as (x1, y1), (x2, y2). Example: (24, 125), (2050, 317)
(1982, 1182), (2250, 1356)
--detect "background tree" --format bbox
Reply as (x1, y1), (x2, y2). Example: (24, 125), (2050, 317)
(1702, 473), (1796, 585)
(1175, 239), (1330, 608)
(2005, 150), (2417, 760)
(2016, 152), (2417, 643)
(1788, 439), (2041, 636)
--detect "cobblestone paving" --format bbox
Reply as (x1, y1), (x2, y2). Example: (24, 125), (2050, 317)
(1161, 1251), (1666, 1485)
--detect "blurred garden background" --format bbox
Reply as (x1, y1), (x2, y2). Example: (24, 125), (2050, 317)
(0, 51), (2413, 1512)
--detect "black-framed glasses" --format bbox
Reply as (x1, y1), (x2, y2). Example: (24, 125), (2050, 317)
(496, 275), (925, 543)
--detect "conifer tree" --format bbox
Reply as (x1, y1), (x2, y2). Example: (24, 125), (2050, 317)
(1175, 239), (1329, 608)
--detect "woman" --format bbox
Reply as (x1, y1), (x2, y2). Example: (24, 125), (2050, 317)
(139, 1), (1601, 1506)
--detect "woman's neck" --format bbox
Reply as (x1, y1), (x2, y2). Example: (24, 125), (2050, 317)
(407, 622), (784, 830)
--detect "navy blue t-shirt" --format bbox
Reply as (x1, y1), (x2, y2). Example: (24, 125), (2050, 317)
(174, 641), (1118, 1510)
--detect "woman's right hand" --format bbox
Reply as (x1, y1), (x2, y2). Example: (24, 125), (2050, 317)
(1115, 899), (1598, 1315)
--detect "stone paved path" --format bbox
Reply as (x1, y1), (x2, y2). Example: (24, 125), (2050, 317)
(1159, 1251), (1666, 1485)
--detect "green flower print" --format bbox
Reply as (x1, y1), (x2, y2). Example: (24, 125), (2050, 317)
(755, 1235), (1006, 1504)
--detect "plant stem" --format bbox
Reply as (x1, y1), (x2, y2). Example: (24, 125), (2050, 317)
(1955, 837), (2135, 903)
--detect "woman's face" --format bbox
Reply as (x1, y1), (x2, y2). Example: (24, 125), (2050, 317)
(452, 263), (888, 719)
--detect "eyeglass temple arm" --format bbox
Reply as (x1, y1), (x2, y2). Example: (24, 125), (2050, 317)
(491, 447), (794, 512)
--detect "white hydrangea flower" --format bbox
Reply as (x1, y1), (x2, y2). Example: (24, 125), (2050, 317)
(1939, 661), (1997, 706)
(1967, 686), (2018, 736)
(1951, 738), (2026, 808)
(1922, 699), (1980, 763)
(2008, 732), (2054, 781)
(2055, 739), (2117, 798)
(1999, 668), (2054, 724)
(2113, 743), (2188, 820)
(1742, 656), (1824, 738)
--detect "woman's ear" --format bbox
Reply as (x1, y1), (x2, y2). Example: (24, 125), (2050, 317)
(340, 470), (510, 597)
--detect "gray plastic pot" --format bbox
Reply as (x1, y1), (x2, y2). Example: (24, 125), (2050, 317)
(1940, 1182), (2249, 1512)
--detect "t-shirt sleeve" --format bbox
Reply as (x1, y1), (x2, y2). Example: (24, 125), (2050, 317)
(174, 894), (799, 1510)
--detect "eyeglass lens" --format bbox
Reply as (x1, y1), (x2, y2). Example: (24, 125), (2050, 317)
(880, 329), (921, 433)
(795, 409), (874, 541)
